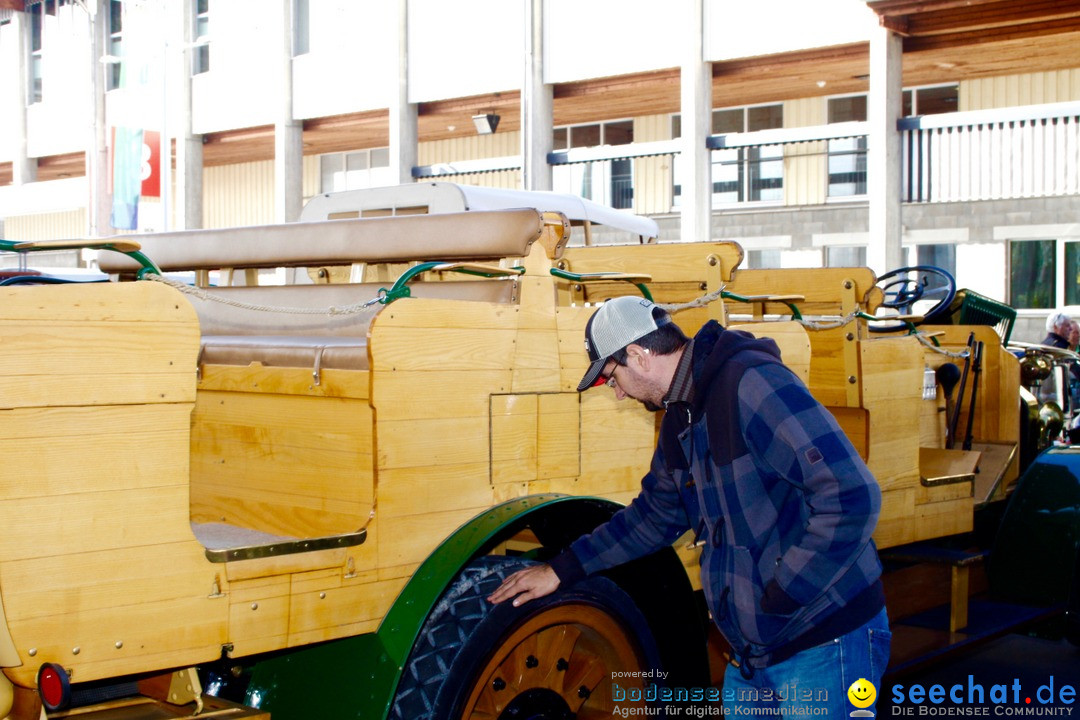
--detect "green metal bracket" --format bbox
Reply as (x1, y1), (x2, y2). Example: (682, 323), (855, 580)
(549, 268), (654, 302)
(374, 261), (526, 306)
(721, 290), (803, 321)
(0, 238), (161, 279)
(244, 494), (616, 720)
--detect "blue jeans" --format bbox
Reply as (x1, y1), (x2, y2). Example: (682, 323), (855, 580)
(723, 607), (891, 716)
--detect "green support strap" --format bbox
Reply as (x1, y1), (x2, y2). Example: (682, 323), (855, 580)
(0, 239), (161, 279)
(374, 261), (526, 306)
(720, 290), (803, 321)
(549, 268), (654, 301)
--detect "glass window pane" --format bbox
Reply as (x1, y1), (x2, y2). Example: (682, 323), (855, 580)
(712, 109), (743, 134)
(571, 124), (601, 148)
(293, 0), (309, 55)
(1010, 240), (1056, 309)
(826, 246), (867, 267)
(827, 137), (867, 197)
(747, 104), (782, 131)
(197, 0), (208, 14)
(748, 145), (783, 202)
(320, 154), (344, 193)
(828, 96), (867, 123)
(553, 127), (568, 150)
(369, 147), (389, 168)
(916, 244), (957, 280)
(916, 85), (959, 116)
(604, 120), (633, 146)
(1066, 242), (1080, 306)
(671, 115), (681, 139)
(747, 250), (782, 269)
(346, 153), (368, 172)
(610, 158), (633, 209)
(710, 148), (742, 203)
(110, 0), (122, 33)
(902, 90), (913, 117)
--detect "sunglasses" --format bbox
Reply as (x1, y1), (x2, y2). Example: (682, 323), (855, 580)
(593, 360), (620, 388)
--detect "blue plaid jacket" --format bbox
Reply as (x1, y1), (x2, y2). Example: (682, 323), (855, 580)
(563, 322), (883, 668)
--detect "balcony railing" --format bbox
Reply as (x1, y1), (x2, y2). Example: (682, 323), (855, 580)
(410, 102), (1080, 210)
(900, 101), (1080, 203)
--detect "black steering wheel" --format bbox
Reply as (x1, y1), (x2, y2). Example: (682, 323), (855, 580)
(870, 265), (956, 332)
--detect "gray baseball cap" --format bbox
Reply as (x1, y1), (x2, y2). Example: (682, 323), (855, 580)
(577, 296), (669, 392)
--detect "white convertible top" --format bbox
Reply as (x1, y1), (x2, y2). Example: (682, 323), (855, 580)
(300, 182), (660, 241)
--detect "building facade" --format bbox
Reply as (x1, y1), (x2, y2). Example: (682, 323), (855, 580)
(1, 0), (1078, 340)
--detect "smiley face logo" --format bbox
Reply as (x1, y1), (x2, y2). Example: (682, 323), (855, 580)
(847, 678), (877, 709)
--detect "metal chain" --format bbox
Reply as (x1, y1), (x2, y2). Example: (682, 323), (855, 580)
(145, 273), (380, 315)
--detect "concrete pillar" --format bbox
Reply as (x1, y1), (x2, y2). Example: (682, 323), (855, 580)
(679, 0), (711, 244)
(275, 0), (303, 223)
(12, 9), (37, 185)
(175, 0), (203, 230)
(867, 24), (904, 274)
(86, 0), (110, 236)
(388, 0), (417, 185)
(521, 0), (552, 191)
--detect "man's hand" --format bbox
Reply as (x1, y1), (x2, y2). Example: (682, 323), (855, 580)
(487, 563), (561, 607)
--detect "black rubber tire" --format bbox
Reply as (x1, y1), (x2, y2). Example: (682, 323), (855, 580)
(389, 555), (664, 720)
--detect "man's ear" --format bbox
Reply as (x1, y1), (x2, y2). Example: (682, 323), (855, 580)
(625, 344), (650, 368)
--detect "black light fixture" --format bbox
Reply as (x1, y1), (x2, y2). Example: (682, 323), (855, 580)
(472, 113), (500, 135)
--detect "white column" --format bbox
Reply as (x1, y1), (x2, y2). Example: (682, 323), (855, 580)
(275, 0), (303, 223)
(521, 0), (552, 191)
(86, 0), (110, 236)
(175, 0), (203, 230)
(12, 9), (37, 186)
(680, 0), (711, 243)
(867, 23), (904, 274)
(389, 0), (417, 185)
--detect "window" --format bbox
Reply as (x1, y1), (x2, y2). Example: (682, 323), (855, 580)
(1010, 240), (1056, 310)
(29, 1), (45, 103)
(320, 148), (391, 193)
(193, 0), (210, 75)
(106, 0), (123, 91)
(293, 0), (309, 56)
(746, 249), (782, 269)
(1009, 238), (1080, 310)
(552, 120), (635, 209)
(902, 84), (958, 117)
(911, 243), (957, 280)
(827, 96), (867, 198)
(672, 104), (784, 206)
(825, 246), (867, 268)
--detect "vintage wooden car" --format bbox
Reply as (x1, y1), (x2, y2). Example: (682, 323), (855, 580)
(0, 198), (1067, 719)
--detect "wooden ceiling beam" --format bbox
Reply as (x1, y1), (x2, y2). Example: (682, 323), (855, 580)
(903, 0), (1080, 36)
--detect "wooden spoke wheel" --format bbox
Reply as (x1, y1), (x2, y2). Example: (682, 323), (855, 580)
(461, 603), (647, 719)
(390, 556), (662, 720)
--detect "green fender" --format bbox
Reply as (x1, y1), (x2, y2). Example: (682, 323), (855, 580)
(243, 494), (658, 719)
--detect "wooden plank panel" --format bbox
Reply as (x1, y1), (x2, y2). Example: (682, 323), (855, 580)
(370, 326), (518, 371)
(372, 298), (520, 330)
(372, 370), (514, 419)
(0, 373), (195, 410)
(538, 393), (581, 481)
(288, 577), (406, 639)
(377, 507), (484, 569)
(190, 494), (368, 539)
(224, 548), (357, 582)
(377, 416), (489, 469)
(377, 463), (495, 518)
(4, 595), (228, 687)
(0, 404), (191, 499)
(0, 282), (197, 323)
(0, 542), (214, 622)
(198, 364), (370, 400)
(0, 486), (192, 562)
(491, 394), (538, 484)
(861, 337), (924, 492)
(228, 595), (289, 657)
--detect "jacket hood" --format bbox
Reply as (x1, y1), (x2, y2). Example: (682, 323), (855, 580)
(690, 321), (783, 419)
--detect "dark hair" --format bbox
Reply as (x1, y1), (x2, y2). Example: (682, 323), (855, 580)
(610, 306), (689, 365)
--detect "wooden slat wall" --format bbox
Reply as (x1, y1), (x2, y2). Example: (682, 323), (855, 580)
(960, 68), (1080, 110)
(204, 160), (275, 229)
(0, 283), (228, 688)
(633, 114), (675, 216)
(1, 208), (86, 242)
(782, 97), (828, 207)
